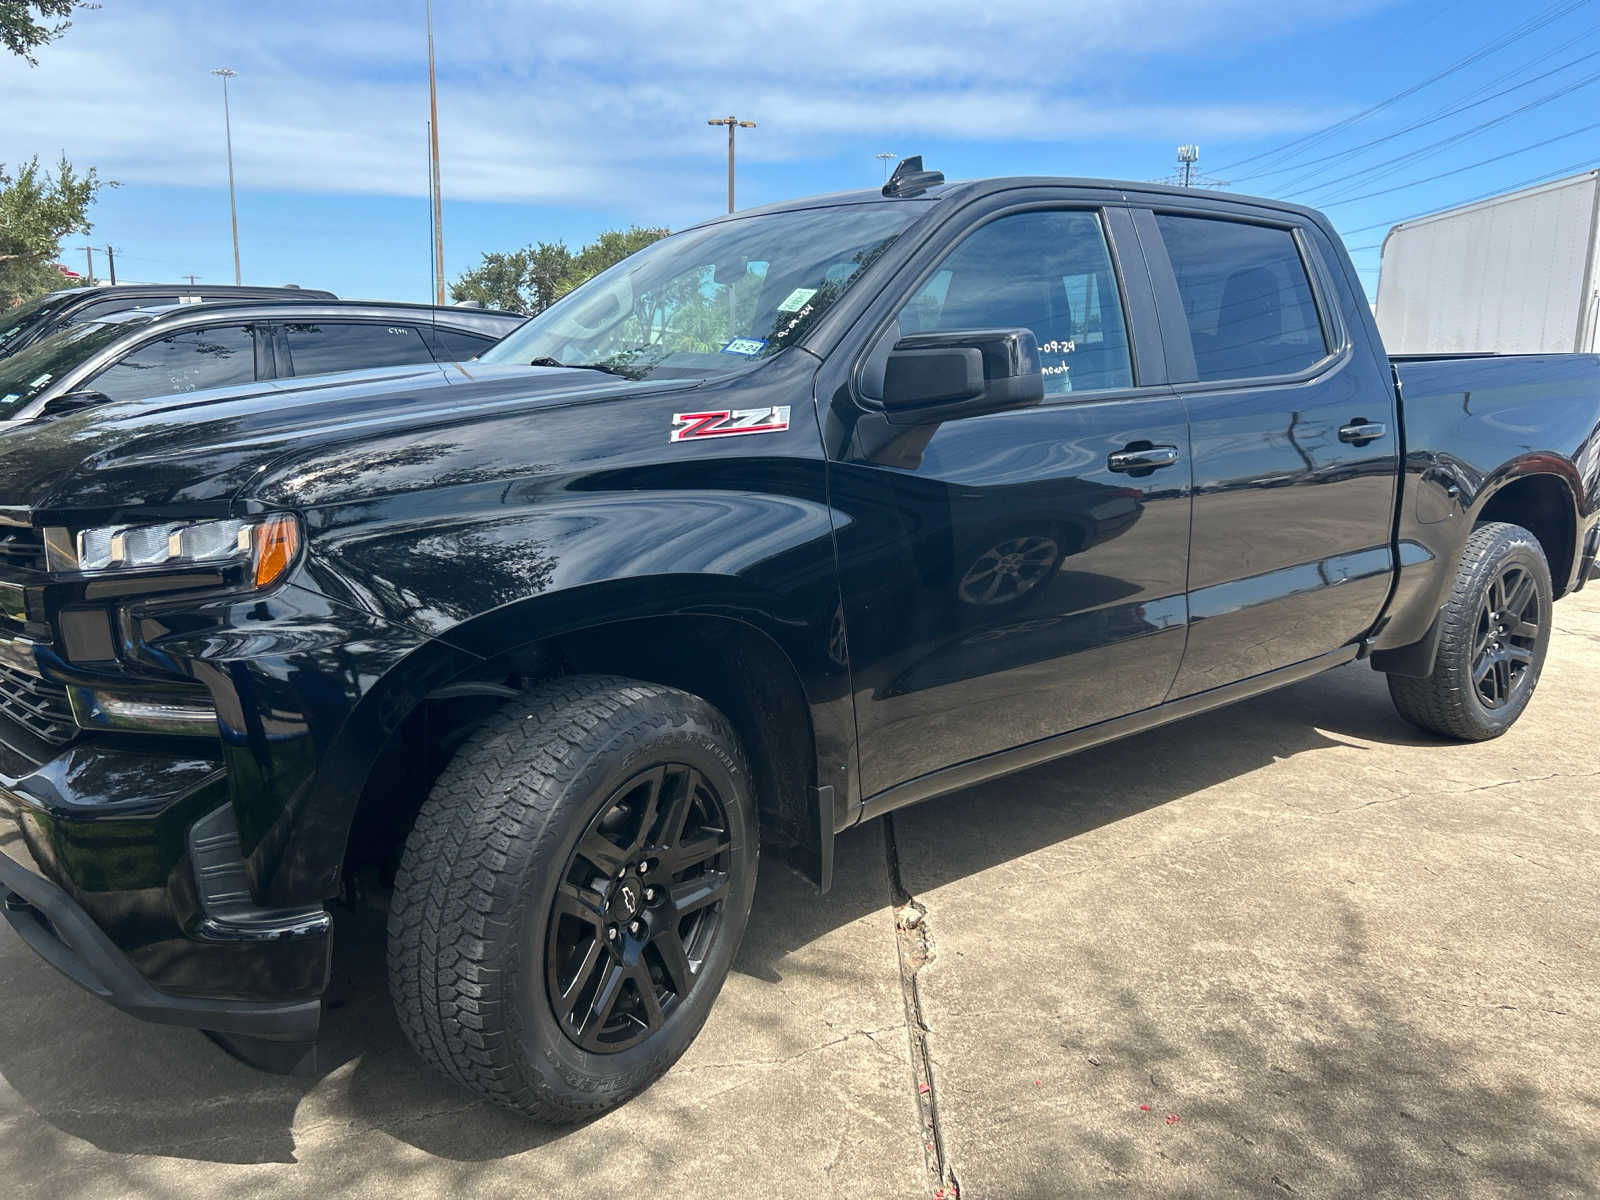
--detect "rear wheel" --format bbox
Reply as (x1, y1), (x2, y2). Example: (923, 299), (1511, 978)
(1386, 521), (1552, 741)
(387, 674), (758, 1121)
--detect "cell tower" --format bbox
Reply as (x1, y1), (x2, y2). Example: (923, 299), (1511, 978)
(1157, 144), (1227, 189)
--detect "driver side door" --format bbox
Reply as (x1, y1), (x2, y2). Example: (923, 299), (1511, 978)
(821, 198), (1193, 802)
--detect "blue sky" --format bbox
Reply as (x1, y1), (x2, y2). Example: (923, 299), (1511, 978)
(8, 0), (1599, 302)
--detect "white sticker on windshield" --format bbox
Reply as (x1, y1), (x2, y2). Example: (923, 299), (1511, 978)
(721, 337), (767, 357)
(0, 394), (19, 406)
(28, 374), (52, 388)
(776, 287), (817, 313)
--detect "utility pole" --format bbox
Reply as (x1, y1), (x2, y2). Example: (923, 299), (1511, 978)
(706, 115), (755, 213)
(211, 67), (242, 284)
(875, 151), (897, 182)
(104, 245), (116, 285)
(426, 0), (445, 304)
(182, 274), (200, 286)
(79, 245), (95, 285)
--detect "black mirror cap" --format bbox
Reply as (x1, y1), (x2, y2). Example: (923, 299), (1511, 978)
(882, 328), (1043, 422)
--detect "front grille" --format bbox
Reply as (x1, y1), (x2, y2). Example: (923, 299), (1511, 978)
(0, 528), (46, 573)
(0, 662), (76, 747)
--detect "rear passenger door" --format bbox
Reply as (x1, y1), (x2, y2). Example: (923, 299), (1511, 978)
(1136, 206), (1400, 697)
(276, 320), (435, 378)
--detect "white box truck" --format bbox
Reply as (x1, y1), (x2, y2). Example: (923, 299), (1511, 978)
(1374, 169), (1600, 355)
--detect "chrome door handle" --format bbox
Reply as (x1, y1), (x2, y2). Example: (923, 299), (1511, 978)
(1108, 444), (1179, 474)
(1338, 420), (1387, 445)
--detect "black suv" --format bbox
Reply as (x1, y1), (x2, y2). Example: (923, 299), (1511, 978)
(0, 284), (338, 358)
(0, 300), (523, 423)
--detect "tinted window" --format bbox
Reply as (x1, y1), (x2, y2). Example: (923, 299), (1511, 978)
(895, 210), (1133, 395)
(425, 327), (497, 361)
(282, 322), (433, 376)
(1155, 215), (1328, 382)
(77, 296), (185, 322)
(89, 325), (258, 402)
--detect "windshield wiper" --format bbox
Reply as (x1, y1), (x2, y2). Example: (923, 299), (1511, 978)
(528, 356), (637, 379)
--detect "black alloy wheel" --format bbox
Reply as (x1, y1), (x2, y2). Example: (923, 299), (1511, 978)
(1386, 521), (1553, 741)
(547, 762), (732, 1053)
(1470, 563), (1540, 710)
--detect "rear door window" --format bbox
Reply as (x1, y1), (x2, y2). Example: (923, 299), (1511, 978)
(282, 321), (433, 376)
(88, 325), (259, 402)
(1154, 214), (1329, 382)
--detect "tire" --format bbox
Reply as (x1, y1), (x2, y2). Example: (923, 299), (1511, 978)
(387, 674), (758, 1122)
(1386, 521), (1553, 741)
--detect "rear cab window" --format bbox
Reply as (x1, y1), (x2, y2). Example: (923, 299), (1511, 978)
(281, 322), (433, 376)
(1154, 213), (1329, 382)
(423, 326), (498, 362)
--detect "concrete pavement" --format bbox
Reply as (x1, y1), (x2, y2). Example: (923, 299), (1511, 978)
(2, 585), (1597, 1198)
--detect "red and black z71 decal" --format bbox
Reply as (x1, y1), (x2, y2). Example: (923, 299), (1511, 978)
(670, 406), (791, 442)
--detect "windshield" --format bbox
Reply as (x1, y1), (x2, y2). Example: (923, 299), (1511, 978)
(479, 204), (925, 380)
(0, 321), (127, 420)
(0, 292), (74, 356)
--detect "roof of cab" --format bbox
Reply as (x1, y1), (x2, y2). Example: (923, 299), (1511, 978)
(90, 299), (523, 328)
(692, 174), (1331, 230)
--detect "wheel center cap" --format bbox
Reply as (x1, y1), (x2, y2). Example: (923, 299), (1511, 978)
(609, 877), (641, 921)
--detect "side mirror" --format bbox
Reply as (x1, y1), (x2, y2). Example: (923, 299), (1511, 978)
(882, 329), (1043, 423)
(38, 390), (110, 419)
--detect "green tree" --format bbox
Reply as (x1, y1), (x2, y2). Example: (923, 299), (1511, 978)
(450, 225), (667, 315)
(0, 155), (111, 307)
(2, 1), (89, 63)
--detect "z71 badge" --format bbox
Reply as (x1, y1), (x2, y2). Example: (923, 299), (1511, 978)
(670, 406), (791, 442)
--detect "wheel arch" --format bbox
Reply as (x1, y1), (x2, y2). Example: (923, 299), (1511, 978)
(1469, 463), (1582, 595)
(335, 582), (848, 902)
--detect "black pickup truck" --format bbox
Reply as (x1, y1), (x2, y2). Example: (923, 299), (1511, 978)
(0, 160), (1596, 1121)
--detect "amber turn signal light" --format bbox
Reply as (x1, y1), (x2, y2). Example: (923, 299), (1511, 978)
(252, 514), (301, 589)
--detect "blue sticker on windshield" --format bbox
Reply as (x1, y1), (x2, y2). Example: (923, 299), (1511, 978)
(720, 337), (767, 357)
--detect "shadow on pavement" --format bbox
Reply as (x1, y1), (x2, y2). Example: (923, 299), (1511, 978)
(1018, 907), (1600, 1199)
(0, 660), (1488, 1170)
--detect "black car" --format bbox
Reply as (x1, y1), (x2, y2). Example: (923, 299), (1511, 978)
(0, 300), (523, 423)
(0, 284), (339, 359)
(0, 161), (1595, 1122)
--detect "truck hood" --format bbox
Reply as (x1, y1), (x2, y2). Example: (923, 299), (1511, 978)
(0, 360), (701, 519)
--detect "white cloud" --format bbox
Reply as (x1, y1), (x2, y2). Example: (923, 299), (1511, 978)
(6, 0), (1386, 215)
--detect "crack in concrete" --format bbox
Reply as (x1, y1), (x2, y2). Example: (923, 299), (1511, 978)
(1287, 767), (1600, 816)
(884, 815), (960, 1200)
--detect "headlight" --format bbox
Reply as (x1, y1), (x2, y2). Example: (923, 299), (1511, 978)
(51, 514), (302, 589)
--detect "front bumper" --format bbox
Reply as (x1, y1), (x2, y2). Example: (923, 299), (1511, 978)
(0, 555), (463, 1063)
(0, 847), (321, 1041)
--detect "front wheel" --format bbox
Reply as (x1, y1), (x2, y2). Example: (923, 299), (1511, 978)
(1386, 521), (1553, 741)
(387, 675), (758, 1122)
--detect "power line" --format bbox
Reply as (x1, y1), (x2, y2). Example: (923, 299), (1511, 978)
(1336, 157), (1600, 236)
(1301, 66), (1600, 204)
(1211, 0), (1593, 174)
(1255, 33), (1600, 191)
(1315, 118), (1600, 207)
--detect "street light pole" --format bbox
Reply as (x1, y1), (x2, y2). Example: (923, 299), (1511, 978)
(426, 0), (446, 304)
(875, 151), (897, 182)
(706, 116), (755, 213)
(211, 67), (242, 285)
